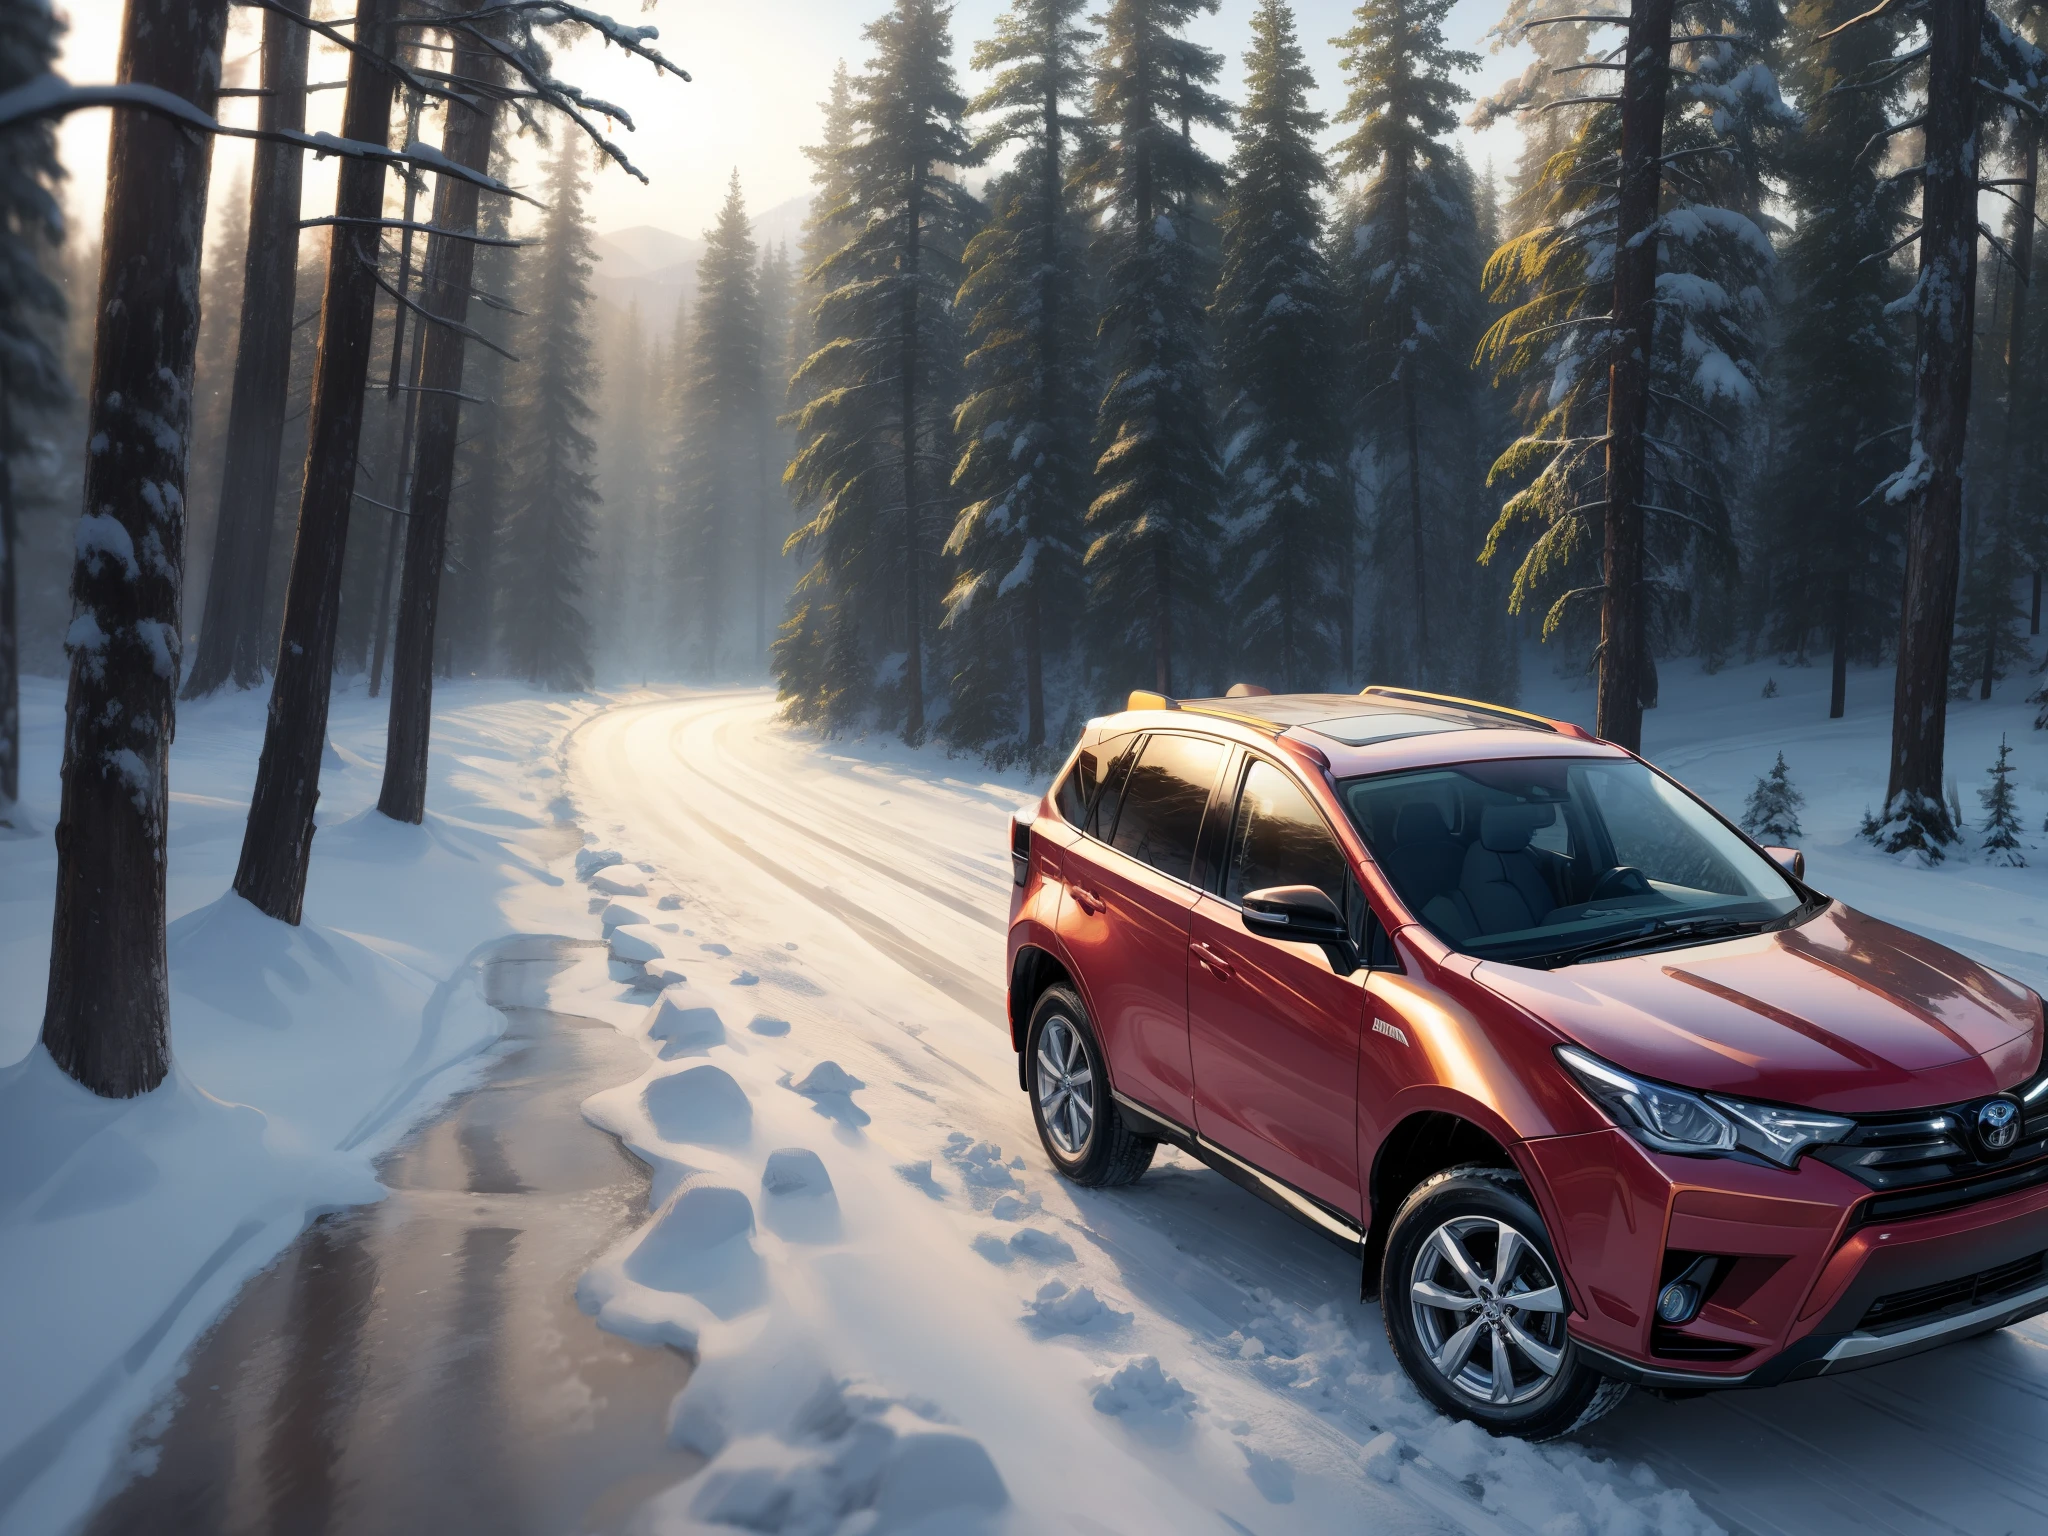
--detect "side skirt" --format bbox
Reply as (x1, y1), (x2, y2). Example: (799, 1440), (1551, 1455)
(1111, 1091), (1365, 1255)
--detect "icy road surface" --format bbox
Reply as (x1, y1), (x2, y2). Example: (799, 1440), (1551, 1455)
(562, 682), (2048, 1536)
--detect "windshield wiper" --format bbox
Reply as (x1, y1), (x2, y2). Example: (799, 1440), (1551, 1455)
(1518, 916), (1770, 970)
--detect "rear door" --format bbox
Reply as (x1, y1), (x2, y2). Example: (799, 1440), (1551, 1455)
(1188, 754), (1367, 1217)
(1056, 732), (1229, 1126)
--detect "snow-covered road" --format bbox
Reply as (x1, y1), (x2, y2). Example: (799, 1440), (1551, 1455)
(563, 684), (2048, 1536)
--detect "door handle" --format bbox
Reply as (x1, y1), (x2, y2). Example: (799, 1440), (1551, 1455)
(1191, 941), (1236, 981)
(1069, 885), (1106, 916)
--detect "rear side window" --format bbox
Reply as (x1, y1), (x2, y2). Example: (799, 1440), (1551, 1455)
(1054, 749), (1100, 828)
(1089, 736), (1140, 838)
(1224, 760), (1348, 908)
(1108, 734), (1227, 883)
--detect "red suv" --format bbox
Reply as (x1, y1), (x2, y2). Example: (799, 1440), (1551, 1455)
(1005, 687), (2048, 1438)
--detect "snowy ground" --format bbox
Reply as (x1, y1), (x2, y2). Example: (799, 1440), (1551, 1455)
(10, 652), (2048, 1536)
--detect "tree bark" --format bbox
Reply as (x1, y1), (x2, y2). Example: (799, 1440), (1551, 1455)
(378, 27), (499, 824)
(900, 157), (926, 743)
(1597, 0), (1673, 753)
(1391, 144), (1431, 685)
(234, 0), (401, 923)
(42, 0), (229, 1096)
(1, 392), (18, 817)
(367, 304), (426, 698)
(181, 0), (310, 700)
(1880, 0), (1981, 852)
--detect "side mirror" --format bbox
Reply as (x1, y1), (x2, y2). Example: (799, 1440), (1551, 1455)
(1764, 846), (1804, 881)
(1241, 885), (1359, 974)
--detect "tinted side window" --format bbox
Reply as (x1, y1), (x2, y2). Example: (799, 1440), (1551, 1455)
(1089, 736), (1140, 838)
(1054, 748), (1099, 828)
(1224, 760), (1348, 907)
(1108, 734), (1226, 882)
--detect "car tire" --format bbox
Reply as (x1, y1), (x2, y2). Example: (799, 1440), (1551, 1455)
(1380, 1165), (1627, 1440)
(1025, 985), (1155, 1187)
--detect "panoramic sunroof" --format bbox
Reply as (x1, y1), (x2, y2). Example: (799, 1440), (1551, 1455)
(1293, 712), (1478, 747)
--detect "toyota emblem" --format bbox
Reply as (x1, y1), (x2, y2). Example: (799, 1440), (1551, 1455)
(1976, 1096), (2022, 1154)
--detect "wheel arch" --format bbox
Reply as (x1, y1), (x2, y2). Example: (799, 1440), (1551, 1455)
(1008, 943), (1077, 1090)
(1363, 1108), (1519, 1296)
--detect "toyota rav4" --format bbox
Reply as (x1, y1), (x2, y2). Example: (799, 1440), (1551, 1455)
(1004, 686), (2048, 1438)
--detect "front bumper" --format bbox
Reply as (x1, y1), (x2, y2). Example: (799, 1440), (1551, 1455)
(1521, 1127), (2048, 1389)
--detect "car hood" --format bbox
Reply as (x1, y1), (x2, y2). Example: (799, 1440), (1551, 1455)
(1473, 903), (2042, 1114)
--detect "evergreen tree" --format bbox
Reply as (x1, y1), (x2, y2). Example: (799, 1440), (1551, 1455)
(1755, 0), (1914, 719)
(783, 1), (980, 741)
(498, 140), (600, 691)
(1478, 2), (1786, 738)
(674, 171), (764, 678)
(944, 0), (1098, 755)
(0, 0), (67, 827)
(753, 240), (794, 666)
(1075, 0), (1230, 697)
(1981, 734), (2025, 866)
(1952, 517), (2029, 699)
(1213, 0), (1345, 694)
(1740, 752), (1805, 842)
(1332, 0), (1498, 694)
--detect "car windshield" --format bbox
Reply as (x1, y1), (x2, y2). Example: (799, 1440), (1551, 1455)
(1340, 757), (1808, 965)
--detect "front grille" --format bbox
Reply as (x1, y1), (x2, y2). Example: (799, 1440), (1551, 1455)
(1857, 1251), (2047, 1336)
(1812, 1063), (2048, 1199)
(1860, 1154), (2048, 1224)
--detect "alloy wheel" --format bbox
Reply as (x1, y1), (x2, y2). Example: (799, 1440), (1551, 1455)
(1035, 1013), (1096, 1157)
(1407, 1215), (1569, 1407)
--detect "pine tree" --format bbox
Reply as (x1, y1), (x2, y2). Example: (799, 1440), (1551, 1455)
(1952, 517), (2029, 699)
(1755, 0), (1914, 720)
(753, 240), (794, 666)
(674, 171), (764, 678)
(498, 140), (600, 692)
(1981, 734), (2025, 866)
(944, 0), (1098, 756)
(783, 1), (980, 742)
(1740, 752), (1805, 842)
(1332, 0), (1495, 694)
(1075, 0), (1230, 697)
(442, 157), (515, 678)
(0, 0), (67, 828)
(1212, 0), (1344, 695)
(1478, 1), (1786, 742)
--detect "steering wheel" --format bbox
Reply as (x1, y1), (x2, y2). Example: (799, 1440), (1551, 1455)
(1588, 865), (1651, 902)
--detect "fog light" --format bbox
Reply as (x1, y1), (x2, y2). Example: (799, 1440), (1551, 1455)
(1656, 1280), (1702, 1324)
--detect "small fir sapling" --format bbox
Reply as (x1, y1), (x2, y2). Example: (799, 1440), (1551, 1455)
(1761, 677), (1779, 698)
(1981, 735), (2026, 867)
(1740, 752), (1804, 843)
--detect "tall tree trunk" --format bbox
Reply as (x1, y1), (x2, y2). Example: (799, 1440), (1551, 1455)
(1597, 0), (1673, 753)
(2005, 121), (2038, 634)
(378, 28), (499, 824)
(1392, 146), (1430, 684)
(1341, 463), (1358, 683)
(234, 0), (401, 923)
(42, 0), (228, 1096)
(1881, 0), (1981, 851)
(367, 307), (426, 698)
(1026, 60), (1059, 745)
(181, 0), (310, 700)
(900, 158), (926, 743)
(1, 393), (18, 819)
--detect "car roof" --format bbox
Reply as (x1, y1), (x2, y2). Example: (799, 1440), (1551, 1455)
(1093, 686), (1628, 778)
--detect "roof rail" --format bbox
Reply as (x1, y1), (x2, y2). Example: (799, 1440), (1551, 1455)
(1127, 690), (1180, 712)
(1360, 685), (1591, 739)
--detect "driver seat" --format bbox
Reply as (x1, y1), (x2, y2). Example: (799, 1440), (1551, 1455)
(1459, 803), (1558, 934)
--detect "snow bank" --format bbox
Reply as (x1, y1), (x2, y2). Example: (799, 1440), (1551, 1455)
(0, 679), (596, 1536)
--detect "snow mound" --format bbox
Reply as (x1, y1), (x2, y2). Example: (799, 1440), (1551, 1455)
(730, 971), (760, 987)
(1024, 1281), (1130, 1335)
(644, 989), (725, 1058)
(657, 892), (685, 911)
(973, 1227), (1074, 1266)
(747, 1014), (791, 1037)
(601, 899), (652, 932)
(640, 1377), (1007, 1536)
(591, 866), (650, 897)
(941, 1133), (1016, 1189)
(576, 846), (624, 880)
(761, 1147), (832, 1198)
(699, 941), (732, 957)
(894, 1160), (946, 1199)
(791, 1062), (869, 1128)
(643, 1064), (753, 1146)
(1092, 1356), (1196, 1424)
(620, 1181), (765, 1320)
(609, 923), (668, 965)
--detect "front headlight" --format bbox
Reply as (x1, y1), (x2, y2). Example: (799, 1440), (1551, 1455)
(1556, 1045), (1853, 1167)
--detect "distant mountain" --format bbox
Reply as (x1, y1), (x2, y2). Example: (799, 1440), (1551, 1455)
(590, 195), (813, 332)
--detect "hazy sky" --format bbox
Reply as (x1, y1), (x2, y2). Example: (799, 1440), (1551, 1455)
(54, 1), (1533, 249)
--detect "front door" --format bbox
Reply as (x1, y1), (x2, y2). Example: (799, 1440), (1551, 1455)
(1188, 755), (1366, 1217)
(1056, 732), (1229, 1126)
